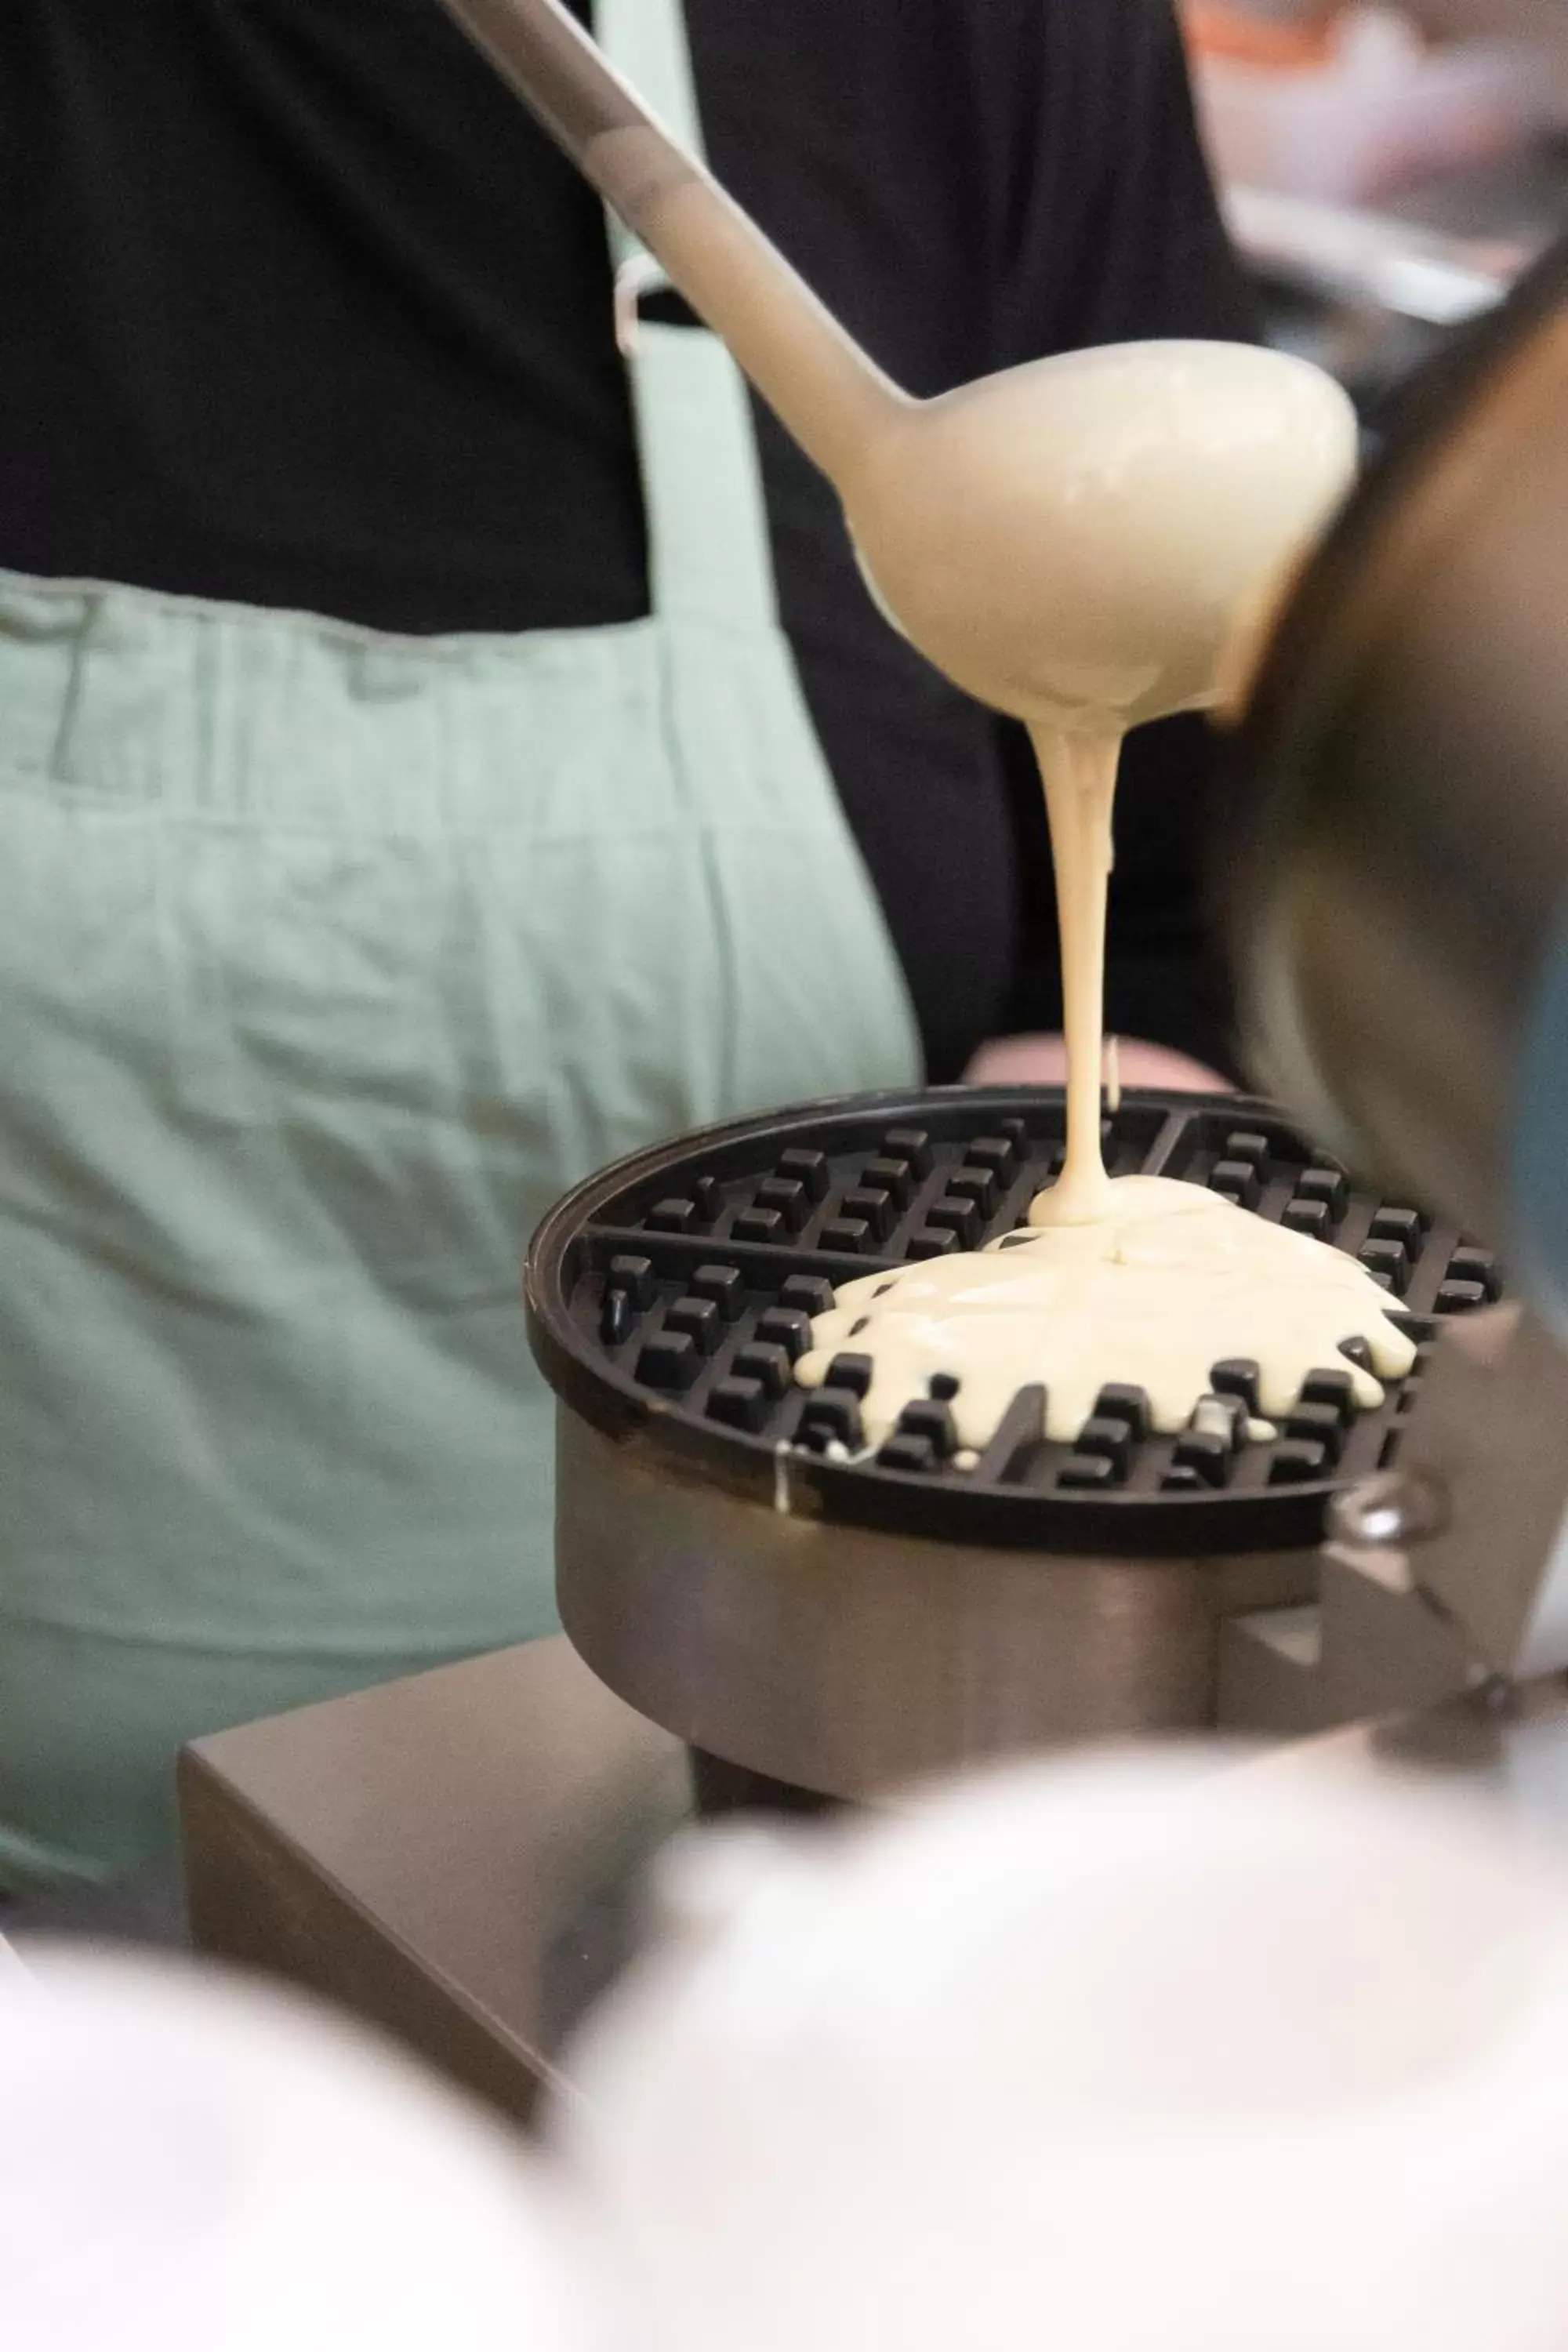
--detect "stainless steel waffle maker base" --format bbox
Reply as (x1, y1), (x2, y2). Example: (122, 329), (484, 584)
(527, 1087), (1496, 1802)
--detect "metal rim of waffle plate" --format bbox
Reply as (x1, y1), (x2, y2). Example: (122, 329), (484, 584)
(524, 1087), (1503, 1560)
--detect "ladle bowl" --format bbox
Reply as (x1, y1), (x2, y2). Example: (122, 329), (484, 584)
(845, 340), (1359, 728)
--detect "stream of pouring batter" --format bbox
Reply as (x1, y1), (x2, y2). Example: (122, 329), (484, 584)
(797, 709), (1414, 1453)
(1031, 727), (1121, 1229)
(798, 720), (1417, 1452)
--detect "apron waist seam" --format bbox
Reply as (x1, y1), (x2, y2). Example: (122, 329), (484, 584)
(0, 1611), (512, 1663)
(0, 561), (666, 659)
(0, 763), (842, 841)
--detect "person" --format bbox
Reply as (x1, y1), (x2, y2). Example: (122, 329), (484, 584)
(0, 0), (1259, 1893)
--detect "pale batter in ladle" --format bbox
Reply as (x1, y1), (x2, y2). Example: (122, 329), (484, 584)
(440, 0), (1394, 1447)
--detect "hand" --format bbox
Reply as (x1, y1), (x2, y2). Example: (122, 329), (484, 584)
(964, 1033), (1233, 1093)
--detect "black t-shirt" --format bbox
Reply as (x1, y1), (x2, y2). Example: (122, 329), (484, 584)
(0, 0), (1259, 1080)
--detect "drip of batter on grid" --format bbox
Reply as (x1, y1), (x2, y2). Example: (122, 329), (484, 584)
(798, 730), (1414, 1453)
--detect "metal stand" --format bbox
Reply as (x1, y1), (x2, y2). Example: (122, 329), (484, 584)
(688, 1749), (840, 1820)
(1222, 1303), (1568, 1758)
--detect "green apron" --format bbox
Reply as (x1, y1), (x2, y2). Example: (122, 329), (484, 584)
(0, 0), (920, 1893)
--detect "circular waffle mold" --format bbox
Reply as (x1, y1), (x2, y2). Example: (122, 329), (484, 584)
(526, 1087), (1503, 1560)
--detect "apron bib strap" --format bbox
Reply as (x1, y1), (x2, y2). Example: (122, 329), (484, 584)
(593, 0), (779, 632)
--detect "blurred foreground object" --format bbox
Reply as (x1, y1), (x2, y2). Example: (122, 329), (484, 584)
(0, 1951), (618, 2352)
(1216, 233), (1568, 1743)
(554, 1755), (1568, 2352)
(1225, 230), (1568, 1325)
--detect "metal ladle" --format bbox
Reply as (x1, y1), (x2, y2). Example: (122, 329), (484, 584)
(436, 0), (1357, 732)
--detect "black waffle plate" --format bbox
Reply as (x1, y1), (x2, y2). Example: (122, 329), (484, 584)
(524, 1088), (1503, 1558)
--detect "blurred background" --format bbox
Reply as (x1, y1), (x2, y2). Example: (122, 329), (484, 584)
(1180, 0), (1568, 430)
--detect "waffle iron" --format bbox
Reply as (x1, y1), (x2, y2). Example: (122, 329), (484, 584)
(526, 1085), (1502, 1800)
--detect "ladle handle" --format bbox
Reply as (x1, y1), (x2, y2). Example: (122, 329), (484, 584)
(435, 0), (906, 485)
